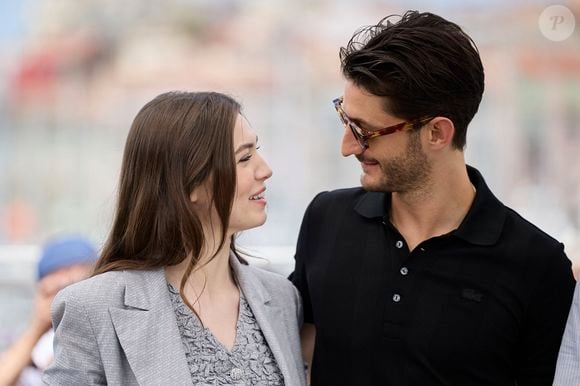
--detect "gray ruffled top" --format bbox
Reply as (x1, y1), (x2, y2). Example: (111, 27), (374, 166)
(168, 283), (284, 386)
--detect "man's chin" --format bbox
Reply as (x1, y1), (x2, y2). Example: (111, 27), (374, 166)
(360, 175), (388, 192)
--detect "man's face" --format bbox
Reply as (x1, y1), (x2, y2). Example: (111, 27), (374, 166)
(339, 80), (432, 193)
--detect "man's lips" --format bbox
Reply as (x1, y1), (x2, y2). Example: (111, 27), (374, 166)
(356, 156), (379, 165)
(356, 156), (379, 173)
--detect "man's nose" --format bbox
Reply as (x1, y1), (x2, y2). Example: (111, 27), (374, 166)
(341, 128), (364, 157)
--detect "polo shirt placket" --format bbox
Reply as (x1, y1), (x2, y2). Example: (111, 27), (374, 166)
(381, 220), (410, 340)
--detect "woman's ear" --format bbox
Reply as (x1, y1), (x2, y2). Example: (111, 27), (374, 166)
(189, 189), (199, 203)
(189, 182), (211, 204)
(426, 117), (455, 149)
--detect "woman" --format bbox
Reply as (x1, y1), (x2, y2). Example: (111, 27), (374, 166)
(43, 92), (305, 386)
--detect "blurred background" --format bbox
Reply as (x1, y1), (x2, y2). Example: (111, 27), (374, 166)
(0, 0), (579, 349)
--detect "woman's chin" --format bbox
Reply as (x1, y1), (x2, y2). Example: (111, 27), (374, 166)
(229, 214), (267, 234)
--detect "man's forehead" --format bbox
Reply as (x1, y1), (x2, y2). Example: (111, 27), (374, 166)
(343, 83), (395, 124)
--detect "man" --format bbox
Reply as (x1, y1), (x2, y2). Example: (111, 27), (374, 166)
(290, 11), (575, 385)
(0, 235), (97, 386)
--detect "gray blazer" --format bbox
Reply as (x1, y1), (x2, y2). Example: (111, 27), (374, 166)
(43, 256), (306, 386)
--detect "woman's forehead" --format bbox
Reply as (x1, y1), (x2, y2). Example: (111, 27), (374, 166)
(234, 114), (257, 143)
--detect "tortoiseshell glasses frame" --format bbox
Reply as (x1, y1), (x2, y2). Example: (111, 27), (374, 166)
(333, 96), (431, 149)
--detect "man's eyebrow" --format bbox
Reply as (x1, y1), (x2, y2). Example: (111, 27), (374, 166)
(234, 136), (259, 154)
(349, 115), (378, 131)
(342, 107), (376, 130)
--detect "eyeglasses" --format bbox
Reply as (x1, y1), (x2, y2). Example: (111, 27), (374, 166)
(333, 96), (430, 149)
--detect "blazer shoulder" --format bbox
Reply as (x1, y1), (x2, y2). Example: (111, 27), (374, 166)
(246, 263), (291, 287)
(54, 270), (127, 309)
(245, 263), (298, 299)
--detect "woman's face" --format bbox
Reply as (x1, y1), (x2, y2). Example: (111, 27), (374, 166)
(228, 114), (272, 233)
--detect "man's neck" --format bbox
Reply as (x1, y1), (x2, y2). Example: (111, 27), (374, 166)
(389, 163), (475, 251)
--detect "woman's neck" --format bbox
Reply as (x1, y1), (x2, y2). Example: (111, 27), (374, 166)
(165, 234), (237, 298)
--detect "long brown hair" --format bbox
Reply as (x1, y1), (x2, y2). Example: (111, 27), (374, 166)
(94, 91), (242, 294)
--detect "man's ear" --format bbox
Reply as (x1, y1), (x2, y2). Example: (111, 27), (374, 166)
(426, 117), (455, 149)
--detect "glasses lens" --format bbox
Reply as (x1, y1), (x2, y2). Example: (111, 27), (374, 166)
(349, 124), (366, 148)
(336, 109), (348, 126)
(334, 98), (367, 149)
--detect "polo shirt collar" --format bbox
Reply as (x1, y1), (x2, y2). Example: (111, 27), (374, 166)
(353, 165), (506, 246)
(354, 191), (386, 219)
(454, 165), (506, 245)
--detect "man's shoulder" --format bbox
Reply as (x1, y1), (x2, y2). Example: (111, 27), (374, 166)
(495, 205), (572, 278)
(315, 186), (366, 200)
(502, 205), (563, 251)
(309, 187), (367, 211)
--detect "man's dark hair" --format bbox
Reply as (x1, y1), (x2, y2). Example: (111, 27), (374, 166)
(340, 11), (484, 150)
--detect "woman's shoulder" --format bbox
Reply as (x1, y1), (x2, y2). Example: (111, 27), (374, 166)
(244, 261), (284, 281)
(51, 268), (167, 333)
(243, 262), (297, 297)
(54, 270), (134, 309)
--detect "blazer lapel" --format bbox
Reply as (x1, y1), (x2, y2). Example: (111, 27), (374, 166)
(109, 269), (192, 386)
(231, 256), (301, 386)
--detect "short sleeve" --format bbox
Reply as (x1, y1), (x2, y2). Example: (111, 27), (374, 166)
(289, 193), (325, 324)
(516, 244), (575, 385)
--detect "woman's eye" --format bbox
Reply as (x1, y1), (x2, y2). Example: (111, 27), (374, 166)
(239, 154), (252, 163)
(238, 145), (260, 163)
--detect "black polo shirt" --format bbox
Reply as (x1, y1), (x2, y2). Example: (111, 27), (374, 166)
(290, 166), (575, 386)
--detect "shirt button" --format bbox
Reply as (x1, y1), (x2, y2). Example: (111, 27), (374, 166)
(230, 367), (243, 380)
(400, 267), (408, 276)
(395, 240), (404, 248)
(420, 247), (426, 252)
(392, 294), (401, 302)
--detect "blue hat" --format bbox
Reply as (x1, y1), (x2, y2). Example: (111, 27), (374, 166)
(37, 235), (98, 280)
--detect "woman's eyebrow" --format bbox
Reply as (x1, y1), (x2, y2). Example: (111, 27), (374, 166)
(234, 136), (258, 154)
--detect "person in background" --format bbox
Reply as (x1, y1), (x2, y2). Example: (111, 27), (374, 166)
(554, 283), (580, 385)
(44, 91), (305, 386)
(290, 10), (576, 385)
(0, 235), (97, 386)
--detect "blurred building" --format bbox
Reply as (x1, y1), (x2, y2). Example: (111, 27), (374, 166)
(0, 0), (579, 342)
